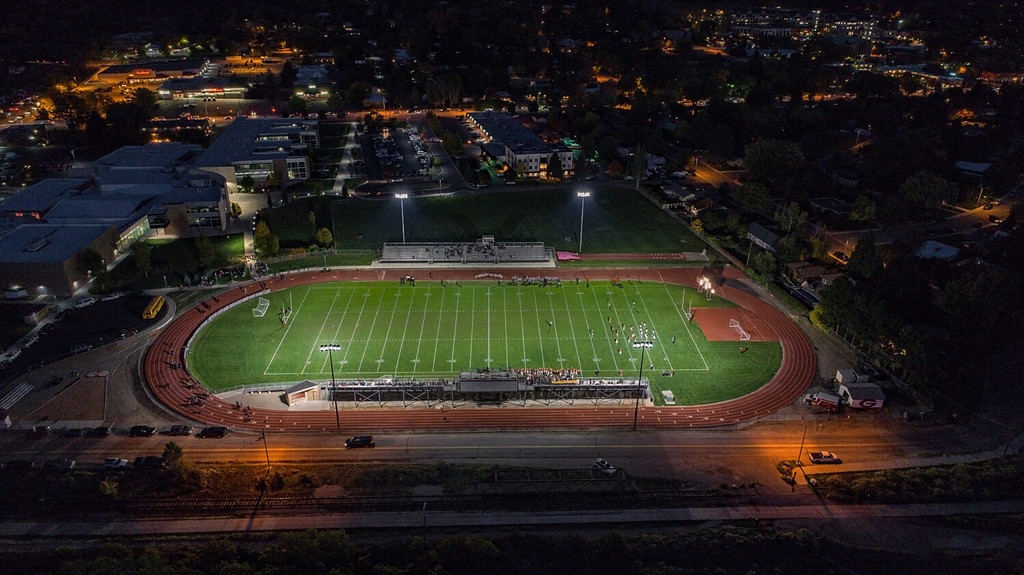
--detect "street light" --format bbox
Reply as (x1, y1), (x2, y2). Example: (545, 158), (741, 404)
(320, 344), (342, 432)
(632, 341), (653, 431)
(395, 193), (409, 244)
(259, 417), (271, 472)
(576, 190), (590, 254)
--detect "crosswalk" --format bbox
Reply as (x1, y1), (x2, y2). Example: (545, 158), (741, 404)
(0, 382), (33, 410)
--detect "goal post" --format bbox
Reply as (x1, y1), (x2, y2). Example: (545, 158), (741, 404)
(729, 318), (751, 341)
(252, 297), (270, 318)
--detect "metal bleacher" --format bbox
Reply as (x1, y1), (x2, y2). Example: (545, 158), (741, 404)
(380, 240), (548, 264)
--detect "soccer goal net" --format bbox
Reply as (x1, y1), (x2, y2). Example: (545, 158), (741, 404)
(729, 318), (751, 341)
(253, 297), (270, 318)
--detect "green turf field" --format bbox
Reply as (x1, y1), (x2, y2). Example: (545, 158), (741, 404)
(327, 187), (709, 254)
(187, 281), (781, 405)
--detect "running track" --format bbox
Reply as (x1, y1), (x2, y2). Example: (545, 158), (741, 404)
(141, 268), (815, 432)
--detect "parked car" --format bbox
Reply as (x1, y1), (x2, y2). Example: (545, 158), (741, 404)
(100, 292), (124, 301)
(808, 450), (842, 464)
(87, 425), (112, 437)
(197, 426), (229, 439)
(167, 425), (193, 436)
(133, 455), (165, 468)
(3, 460), (34, 472)
(344, 435), (375, 448)
(25, 425), (51, 439)
(104, 457), (129, 469)
(44, 458), (76, 472)
(73, 296), (96, 309)
(593, 457), (618, 475)
(129, 425), (157, 437)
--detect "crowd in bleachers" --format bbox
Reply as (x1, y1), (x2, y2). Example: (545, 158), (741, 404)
(509, 367), (581, 384)
(380, 241), (547, 263)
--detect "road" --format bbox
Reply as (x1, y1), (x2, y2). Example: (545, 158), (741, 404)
(0, 419), (989, 495)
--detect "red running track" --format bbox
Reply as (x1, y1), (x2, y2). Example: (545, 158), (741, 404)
(141, 268), (816, 432)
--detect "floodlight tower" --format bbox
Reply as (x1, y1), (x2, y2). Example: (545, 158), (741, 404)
(577, 190), (591, 254)
(319, 344), (342, 432)
(395, 193), (409, 244)
(632, 340), (653, 431)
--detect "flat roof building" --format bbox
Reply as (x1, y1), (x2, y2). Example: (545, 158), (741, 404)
(466, 111), (573, 179)
(196, 117), (319, 188)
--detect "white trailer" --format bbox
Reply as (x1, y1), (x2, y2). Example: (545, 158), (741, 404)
(838, 382), (885, 409)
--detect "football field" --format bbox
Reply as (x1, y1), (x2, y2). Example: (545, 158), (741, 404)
(187, 281), (781, 405)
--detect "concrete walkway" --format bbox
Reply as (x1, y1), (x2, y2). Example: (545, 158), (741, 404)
(4, 499), (1024, 537)
(331, 122), (359, 195)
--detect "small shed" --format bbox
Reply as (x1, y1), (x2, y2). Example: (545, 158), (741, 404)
(284, 380), (321, 406)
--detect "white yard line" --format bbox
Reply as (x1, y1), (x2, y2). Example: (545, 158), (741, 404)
(562, 287), (589, 373)
(319, 286), (357, 372)
(301, 287), (343, 374)
(469, 287), (476, 367)
(591, 288), (622, 371)
(411, 286), (431, 370)
(485, 287), (492, 367)
(502, 287), (510, 369)
(264, 287), (311, 374)
(392, 287), (417, 374)
(447, 288), (462, 367)
(431, 287), (446, 372)
(339, 288), (373, 372)
(355, 288), (387, 372)
(374, 289), (404, 371)
(657, 281), (710, 370)
(531, 289), (546, 366)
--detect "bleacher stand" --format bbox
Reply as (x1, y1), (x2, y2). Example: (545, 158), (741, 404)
(380, 239), (548, 264)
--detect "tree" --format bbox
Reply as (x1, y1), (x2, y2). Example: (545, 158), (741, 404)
(776, 201), (807, 233)
(743, 139), (805, 186)
(547, 153), (563, 181)
(238, 174), (255, 194)
(846, 232), (884, 280)
(254, 220), (280, 256)
(731, 181), (772, 214)
(230, 202), (242, 218)
(287, 95), (308, 116)
(316, 227), (334, 248)
(850, 195), (877, 221)
(126, 87), (158, 117)
(162, 442), (183, 468)
(77, 248), (105, 277)
(131, 242), (152, 277)
(899, 170), (955, 212)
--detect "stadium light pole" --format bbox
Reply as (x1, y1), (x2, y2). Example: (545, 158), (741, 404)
(632, 341), (653, 431)
(320, 344), (342, 432)
(395, 193), (409, 244)
(576, 190), (590, 254)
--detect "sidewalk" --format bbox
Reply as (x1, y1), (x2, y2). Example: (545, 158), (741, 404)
(4, 499), (1024, 537)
